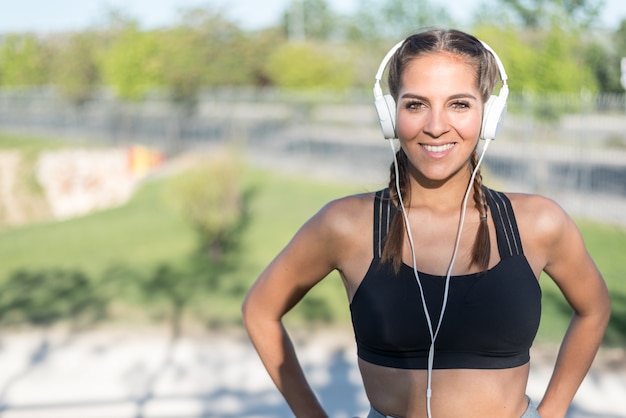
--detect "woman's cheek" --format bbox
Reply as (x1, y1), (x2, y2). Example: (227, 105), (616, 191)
(395, 113), (420, 141)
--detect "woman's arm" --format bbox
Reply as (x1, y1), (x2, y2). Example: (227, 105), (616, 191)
(531, 200), (611, 418)
(242, 198), (358, 417)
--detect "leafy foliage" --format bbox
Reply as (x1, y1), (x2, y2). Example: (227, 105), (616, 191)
(500, 0), (602, 29)
(476, 25), (598, 94)
(136, 263), (198, 337)
(0, 34), (49, 86)
(264, 42), (354, 89)
(0, 1), (623, 98)
(50, 31), (101, 105)
(101, 25), (162, 100)
(583, 42), (620, 93)
(165, 152), (247, 261)
(345, 0), (453, 42)
(281, 0), (339, 41)
(0, 269), (106, 327)
(159, 9), (250, 100)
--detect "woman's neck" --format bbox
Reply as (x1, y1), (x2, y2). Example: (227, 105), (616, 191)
(405, 169), (474, 213)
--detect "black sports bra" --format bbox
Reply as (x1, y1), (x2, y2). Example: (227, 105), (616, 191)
(350, 187), (541, 370)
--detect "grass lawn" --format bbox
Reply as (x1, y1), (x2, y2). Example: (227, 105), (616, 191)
(0, 132), (623, 344)
(538, 220), (626, 345)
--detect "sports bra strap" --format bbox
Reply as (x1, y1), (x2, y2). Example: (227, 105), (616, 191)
(373, 188), (396, 258)
(484, 187), (524, 258)
(373, 187), (523, 261)
(374, 186), (524, 259)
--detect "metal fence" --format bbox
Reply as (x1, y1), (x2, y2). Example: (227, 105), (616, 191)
(1, 87), (626, 226)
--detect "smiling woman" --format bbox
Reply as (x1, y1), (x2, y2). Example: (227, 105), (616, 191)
(242, 27), (610, 418)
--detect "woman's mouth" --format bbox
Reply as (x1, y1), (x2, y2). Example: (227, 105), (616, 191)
(421, 143), (456, 153)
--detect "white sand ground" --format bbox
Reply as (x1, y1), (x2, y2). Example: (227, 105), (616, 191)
(0, 327), (623, 418)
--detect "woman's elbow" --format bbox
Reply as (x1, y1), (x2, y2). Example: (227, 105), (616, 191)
(241, 292), (256, 331)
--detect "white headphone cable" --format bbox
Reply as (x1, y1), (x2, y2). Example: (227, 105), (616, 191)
(389, 137), (492, 418)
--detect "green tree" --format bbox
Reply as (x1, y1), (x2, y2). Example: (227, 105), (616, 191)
(615, 19), (626, 90)
(378, 0), (453, 39)
(499, 0), (603, 29)
(160, 8), (251, 96)
(264, 42), (354, 89)
(153, 27), (206, 104)
(149, 9), (255, 151)
(241, 27), (286, 86)
(580, 18), (626, 93)
(283, 0), (340, 41)
(101, 25), (161, 100)
(344, 0), (380, 42)
(345, 0), (452, 42)
(583, 40), (623, 93)
(533, 27), (597, 92)
(0, 34), (49, 86)
(475, 25), (597, 93)
(615, 19), (626, 57)
(51, 31), (101, 105)
(474, 25), (538, 91)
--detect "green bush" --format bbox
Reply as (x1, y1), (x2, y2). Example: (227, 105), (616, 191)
(165, 152), (247, 261)
(264, 42), (354, 90)
(0, 269), (106, 327)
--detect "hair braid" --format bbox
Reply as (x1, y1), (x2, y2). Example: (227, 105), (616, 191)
(470, 151), (491, 270)
(381, 150), (408, 272)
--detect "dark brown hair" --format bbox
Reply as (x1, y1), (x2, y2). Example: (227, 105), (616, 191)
(381, 28), (500, 272)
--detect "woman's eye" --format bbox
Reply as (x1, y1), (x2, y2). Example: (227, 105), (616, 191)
(405, 101), (425, 110)
(451, 101), (470, 109)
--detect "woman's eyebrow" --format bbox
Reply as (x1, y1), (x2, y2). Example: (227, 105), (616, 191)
(400, 92), (479, 100)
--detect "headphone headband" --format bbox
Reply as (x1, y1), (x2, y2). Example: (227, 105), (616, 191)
(373, 39), (405, 99)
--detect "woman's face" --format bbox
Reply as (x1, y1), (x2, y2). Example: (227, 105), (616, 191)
(395, 51), (484, 185)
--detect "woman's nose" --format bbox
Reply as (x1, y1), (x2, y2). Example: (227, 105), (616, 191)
(423, 108), (450, 138)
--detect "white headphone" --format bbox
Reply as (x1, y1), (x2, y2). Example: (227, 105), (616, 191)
(373, 36), (509, 142)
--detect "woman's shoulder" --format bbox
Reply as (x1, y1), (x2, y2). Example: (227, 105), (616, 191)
(503, 191), (568, 223)
(316, 190), (378, 227)
(301, 191), (378, 264)
(501, 190), (574, 248)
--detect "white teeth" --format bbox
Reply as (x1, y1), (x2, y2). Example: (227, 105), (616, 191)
(422, 143), (455, 152)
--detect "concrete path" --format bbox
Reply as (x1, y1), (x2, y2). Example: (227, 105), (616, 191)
(0, 328), (623, 418)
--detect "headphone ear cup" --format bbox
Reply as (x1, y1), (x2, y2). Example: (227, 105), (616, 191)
(374, 94), (397, 139)
(480, 94), (507, 140)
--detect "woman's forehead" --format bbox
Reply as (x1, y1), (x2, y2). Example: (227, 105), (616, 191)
(400, 52), (479, 91)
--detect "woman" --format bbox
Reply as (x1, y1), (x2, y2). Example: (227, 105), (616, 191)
(242, 28), (610, 418)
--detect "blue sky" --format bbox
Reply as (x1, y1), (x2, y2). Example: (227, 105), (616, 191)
(1, 0), (625, 33)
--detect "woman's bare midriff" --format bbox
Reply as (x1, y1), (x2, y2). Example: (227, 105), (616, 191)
(359, 359), (531, 418)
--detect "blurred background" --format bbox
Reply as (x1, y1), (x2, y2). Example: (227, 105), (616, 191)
(0, 0), (625, 417)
